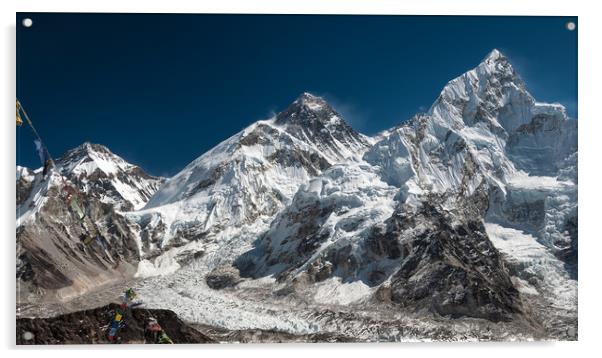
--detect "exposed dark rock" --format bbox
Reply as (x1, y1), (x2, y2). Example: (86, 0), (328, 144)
(17, 188), (141, 295)
(275, 93), (369, 160)
(365, 226), (402, 260)
(266, 149), (331, 176)
(387, 194), (523, 322)
(206, 266), (241, 289)
(307, 259), (333, 282)
(556, 214), (578, 279)
(16, 303), (215, 345)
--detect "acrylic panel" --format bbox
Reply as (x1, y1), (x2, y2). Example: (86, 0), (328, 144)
(16, 13), (578, 344)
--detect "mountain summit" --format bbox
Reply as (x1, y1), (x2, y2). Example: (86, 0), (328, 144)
(275, 92), (369, 161)
(275, 92), (337, 125)
(483, 48), (504, 62)
(57, 142), (164, 211)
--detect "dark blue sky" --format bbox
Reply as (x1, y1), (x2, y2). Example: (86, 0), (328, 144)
(16, 14), (577, 177)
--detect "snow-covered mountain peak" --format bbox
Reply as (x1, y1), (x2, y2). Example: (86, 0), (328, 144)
(275, 92), (340, 126)
(477, 49), (523, 85)
(59, 142), (130, 176)
(368, 48), (576, 203)
(296, 92), (327, 107)
(483, 48), (504, 63)
(131, 93), (372, 269)
(50, 142), (164, 211)
(478, 48), (513, 71)
(426, 49), (533, 136)
(69, 141), (114, 157)
(273, 93), (369, 160)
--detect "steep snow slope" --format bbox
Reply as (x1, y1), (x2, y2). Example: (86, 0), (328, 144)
(127, 93), (370, 275)
(57, 143), (164, 211)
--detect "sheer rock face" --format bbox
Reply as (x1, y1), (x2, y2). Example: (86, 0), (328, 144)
(386, 192), (522, 322)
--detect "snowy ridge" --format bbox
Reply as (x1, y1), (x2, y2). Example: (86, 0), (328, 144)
(58, 143), (164, 211)
(129, 94), (370, 271)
